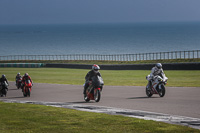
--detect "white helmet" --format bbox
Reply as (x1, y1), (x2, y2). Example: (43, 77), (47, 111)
(156, 63), (162, 69)
(92, 64), (100, 73)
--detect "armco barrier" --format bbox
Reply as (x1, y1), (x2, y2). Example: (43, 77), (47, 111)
(0, 63), (44, 68)
(45, 63), (200, 70)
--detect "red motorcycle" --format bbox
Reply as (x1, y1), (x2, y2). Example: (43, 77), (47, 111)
(84, 76), (104, 102)
(16, 77), (22, 89)
(23, 80), (32, 97)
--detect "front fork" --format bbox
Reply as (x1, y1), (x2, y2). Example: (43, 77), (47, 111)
(147, 81), (151, 90)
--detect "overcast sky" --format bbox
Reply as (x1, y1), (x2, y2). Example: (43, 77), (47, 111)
(0, 0), (200, 24)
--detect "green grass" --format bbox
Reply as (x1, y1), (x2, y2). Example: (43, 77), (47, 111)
(1, 68), (200, 87)
(0, 102), (199, 133)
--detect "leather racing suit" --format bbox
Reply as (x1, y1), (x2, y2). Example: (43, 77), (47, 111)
(83, 70), (102, 94)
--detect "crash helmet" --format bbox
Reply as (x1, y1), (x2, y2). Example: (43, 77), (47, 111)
(2, 74), (6, 78)
(92, 64), (100, 73)
(156, 63), (162, 69)
(17, 72), (20, 75)
(24, 73), (29, 77)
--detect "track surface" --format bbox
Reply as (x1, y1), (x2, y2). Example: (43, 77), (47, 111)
(1, 82), (200, 119)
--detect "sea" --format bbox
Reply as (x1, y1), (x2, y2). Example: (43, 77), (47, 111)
(0, 22), (200, 56)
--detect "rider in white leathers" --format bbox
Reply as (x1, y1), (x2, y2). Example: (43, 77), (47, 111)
(148, 63), (166, 88)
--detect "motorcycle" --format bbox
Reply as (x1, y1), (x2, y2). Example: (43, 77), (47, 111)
(146, 74), (168, 97)
(0, 81), (8, 97)
(16, 77), (22, 89)
(23, 79), (32, 97)
(84, 76), (104, 102)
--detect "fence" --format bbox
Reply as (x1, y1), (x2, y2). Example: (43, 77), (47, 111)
(0, 50), (199, 61)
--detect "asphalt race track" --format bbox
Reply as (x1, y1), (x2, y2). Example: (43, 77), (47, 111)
(1, 82), (200, 129)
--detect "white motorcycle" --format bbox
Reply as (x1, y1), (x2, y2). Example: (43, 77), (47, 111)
(146, 74), (168, 97)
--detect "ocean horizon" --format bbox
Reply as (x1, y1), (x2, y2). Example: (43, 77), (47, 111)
(0, 22), (200, 56)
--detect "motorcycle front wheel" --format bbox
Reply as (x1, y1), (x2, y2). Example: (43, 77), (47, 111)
(17, 84), (20, 89)
(159, 85), (165, 97)
(23, 88), (27, 97)
(94, 89), (101, 102)
(3, 89), (7, 97)
(84, 95), (90, 102)
(146, 86), (153, 97)
(27, 88), (31, 97)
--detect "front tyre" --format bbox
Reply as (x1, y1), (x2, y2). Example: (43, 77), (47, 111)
(146, 85), (153, 97)
(159, 85), (165, 97)
(27, 88), (31, 97)
(23, 88), (27, 97)
(17, 84), (20, 89)
(84, 94), (90, 102)
(94, 89), (101, 102)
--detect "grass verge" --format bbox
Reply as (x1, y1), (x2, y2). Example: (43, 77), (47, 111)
(1, 68), (200, 87)
(0, 101), (199, 133)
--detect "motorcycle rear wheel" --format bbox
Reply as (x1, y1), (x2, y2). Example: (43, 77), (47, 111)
(94, 89), (101, 102)
(146, 86), (153, 97)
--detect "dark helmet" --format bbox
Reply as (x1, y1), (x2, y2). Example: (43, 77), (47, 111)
(92, 64), (100, 73)
(2, 74), (6, 78)
(156, 63), (162, 69)
(24, 73), (29, 77)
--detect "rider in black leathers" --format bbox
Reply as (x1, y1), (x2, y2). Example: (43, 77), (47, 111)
(15, 72), (22, 85)
(0, 74), (9, 90)
(83, 64), (102, 95)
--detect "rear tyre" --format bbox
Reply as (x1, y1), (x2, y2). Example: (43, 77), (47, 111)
(146, 86), (153, 97)
(159, 85), (165, 97)
(94, 89), (101, 102)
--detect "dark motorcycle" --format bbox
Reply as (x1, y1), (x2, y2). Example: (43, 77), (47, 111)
(16, 77), (22, 89)
(84, 76), (104, 102)
(0, 81), (8, 97)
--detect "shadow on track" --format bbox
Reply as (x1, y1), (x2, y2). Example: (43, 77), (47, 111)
(127, 96), (159, 99)
(3, 96), (25, 99)
(7, 88), (19, 90)
(68, 101), (96, 104)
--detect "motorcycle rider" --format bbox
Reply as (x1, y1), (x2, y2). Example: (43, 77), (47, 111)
(0, 74), (9, 91)
(21, 73), (33, 91)
(15, 72), (22, 85)
(148, 63), (166, 88)
(83, 64), (102, 95)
